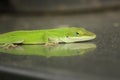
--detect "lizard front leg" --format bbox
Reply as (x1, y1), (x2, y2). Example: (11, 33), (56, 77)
(42, 32), (59, 46)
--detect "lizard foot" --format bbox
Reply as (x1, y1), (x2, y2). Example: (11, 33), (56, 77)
(0, 43), (18, 49)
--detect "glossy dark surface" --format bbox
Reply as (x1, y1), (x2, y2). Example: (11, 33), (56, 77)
(0, 10), (120, 80)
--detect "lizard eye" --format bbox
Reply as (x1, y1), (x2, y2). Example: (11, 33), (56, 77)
(76, 32), (80, 36)
(66, 36), (69, 38)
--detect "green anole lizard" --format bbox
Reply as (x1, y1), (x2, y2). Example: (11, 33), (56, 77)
(0, 27), (96, 48)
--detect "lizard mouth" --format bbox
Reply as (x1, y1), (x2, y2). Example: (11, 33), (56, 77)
(65, 35), (96, 42)
(49, 35), (96, 43)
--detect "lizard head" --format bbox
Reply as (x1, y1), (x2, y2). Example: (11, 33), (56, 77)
(65, 27), (96, 42)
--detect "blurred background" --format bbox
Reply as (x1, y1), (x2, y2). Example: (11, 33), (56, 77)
(1, 0), (120, 14)
(0, 0), (120, 80)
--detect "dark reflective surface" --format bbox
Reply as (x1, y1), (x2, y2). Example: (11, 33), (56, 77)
(0, 11), (120, 80)
(0, 43), (96, 57)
